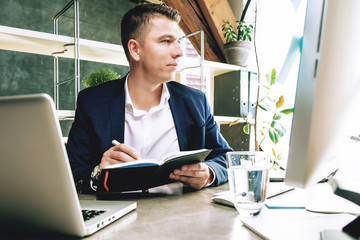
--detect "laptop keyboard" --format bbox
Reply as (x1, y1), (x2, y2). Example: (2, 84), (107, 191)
(82, 209), (107, 221)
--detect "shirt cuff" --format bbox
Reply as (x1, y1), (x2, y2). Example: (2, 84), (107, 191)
(90, 179), (98, 191)
(204, 164), (216, 187)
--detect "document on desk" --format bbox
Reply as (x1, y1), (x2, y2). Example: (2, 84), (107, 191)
(241, 214), (357, 240)
(211, 182), (296, 208)
(265, 187), (306, 209)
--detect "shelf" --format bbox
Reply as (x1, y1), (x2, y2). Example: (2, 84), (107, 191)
(0, 25), (128, 66)
(214, 116), (246, 123)
(0, 25), (256, 77)
(56, 110), (75, 120)
(178, 57), (255, 77)
(1, 25), (255, 121)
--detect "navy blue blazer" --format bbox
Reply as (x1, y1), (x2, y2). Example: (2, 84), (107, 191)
(66, 76), (232, 193)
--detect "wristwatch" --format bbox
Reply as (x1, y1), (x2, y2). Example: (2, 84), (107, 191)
(91, 164), (101, 181)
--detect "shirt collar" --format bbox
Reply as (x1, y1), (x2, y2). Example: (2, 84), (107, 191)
(125, 74), (170, 116)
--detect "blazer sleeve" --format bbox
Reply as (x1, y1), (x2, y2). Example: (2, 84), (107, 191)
(66, 78), (126, 193)
(66, 90), (97, 193)
(167, 82), (233, 187)
(202, 94), (233, 186)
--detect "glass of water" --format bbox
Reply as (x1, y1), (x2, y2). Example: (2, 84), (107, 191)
(227, 151), (271, 216)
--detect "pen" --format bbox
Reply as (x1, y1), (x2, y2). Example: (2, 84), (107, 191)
(267, 187), (295, 199)
(112, 139), (121, 146)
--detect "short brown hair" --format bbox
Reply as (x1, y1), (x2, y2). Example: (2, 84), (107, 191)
(121, 3), (181, 61)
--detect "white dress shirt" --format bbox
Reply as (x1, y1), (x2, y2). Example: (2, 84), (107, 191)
(124, 76), (215, 187)
(124, 76), (180, 160)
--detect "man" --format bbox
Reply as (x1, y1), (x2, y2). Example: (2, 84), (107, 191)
(66, 3), (232, 193)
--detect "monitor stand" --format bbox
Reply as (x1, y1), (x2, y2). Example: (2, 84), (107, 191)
(312, 178), (360, 239)
(330, 178), (360, 239)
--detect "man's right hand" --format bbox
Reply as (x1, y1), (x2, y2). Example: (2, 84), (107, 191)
(100, 143), (141, 170)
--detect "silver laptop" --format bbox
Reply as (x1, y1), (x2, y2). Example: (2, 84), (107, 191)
(0, 94), (136, 237)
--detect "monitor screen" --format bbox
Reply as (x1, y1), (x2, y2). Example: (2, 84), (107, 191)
(285, 0), (360, 188)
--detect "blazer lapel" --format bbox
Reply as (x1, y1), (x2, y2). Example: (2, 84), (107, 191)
(167, 83), (189, 151)
(109, 77), (126, 143)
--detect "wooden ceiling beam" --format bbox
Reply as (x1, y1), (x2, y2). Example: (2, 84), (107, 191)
(162, 0), (226, 63)
(197, 0), (237, 54)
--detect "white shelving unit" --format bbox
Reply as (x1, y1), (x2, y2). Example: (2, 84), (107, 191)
(177, 54), (255, 123)
(0, 25), (250, 74)
(0, 25), (128, 66)
(0, 24), (252, 122)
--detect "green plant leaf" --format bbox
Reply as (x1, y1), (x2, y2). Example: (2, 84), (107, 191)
(272, 148), (277, 160)
(232, 20), (253, 42)
(229, 118), (242, 126)
(82, 68), (120, 88)
(258, 104), (268, 111)
(243, 123), (250, 134)
(262, 84), (271, 91)
(222, 21), (239, 43)
(280, 108), (294, 114)
(269, 128), (280, 144)
(270, 68), (277, 86)
(271, 120), (287, 137)
(265, 73), (270, 85)
(274, 114), (282, 120)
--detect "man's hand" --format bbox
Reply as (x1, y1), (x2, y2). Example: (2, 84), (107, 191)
(100, 143), (141, 170)
(169, 162), (214, 189)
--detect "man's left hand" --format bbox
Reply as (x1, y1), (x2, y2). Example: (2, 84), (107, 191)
(169, 163), (213, 189)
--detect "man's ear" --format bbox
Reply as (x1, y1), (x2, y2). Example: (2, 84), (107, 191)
(128, 39), (140, 62)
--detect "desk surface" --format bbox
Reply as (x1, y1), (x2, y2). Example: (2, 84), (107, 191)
(80, 183), (260, 240)
(80, 183), (357, 240)
(4, 183), (355, 240)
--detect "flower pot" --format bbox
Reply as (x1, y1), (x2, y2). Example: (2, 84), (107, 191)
(224, 40), (251, 67)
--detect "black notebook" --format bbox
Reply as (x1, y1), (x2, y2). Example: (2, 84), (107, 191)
(97, 149), (211, 194)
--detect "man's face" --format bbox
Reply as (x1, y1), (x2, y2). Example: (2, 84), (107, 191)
(137, 16), (183, 83)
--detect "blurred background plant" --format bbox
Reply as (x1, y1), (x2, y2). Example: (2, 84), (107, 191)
(235, 3), (294, 173)
(231, 68), (293, 172)
(82, 68), (120, 88)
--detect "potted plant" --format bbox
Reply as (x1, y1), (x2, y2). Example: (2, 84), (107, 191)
(82, 68), (120, 88)
(222, 0), (253, 67)
(222, 20), (253, 67)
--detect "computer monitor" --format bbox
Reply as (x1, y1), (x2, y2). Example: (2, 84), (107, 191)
(285, 0), (360, 189)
